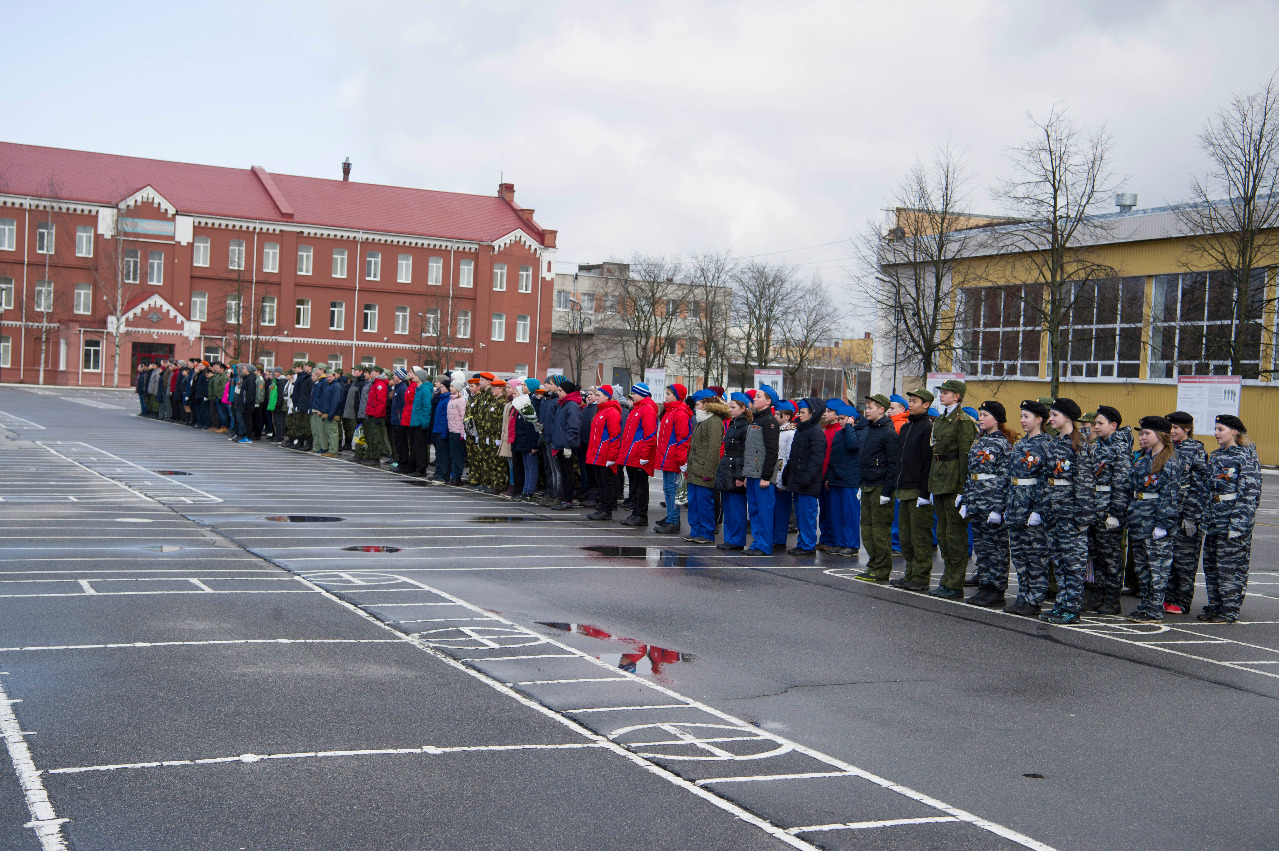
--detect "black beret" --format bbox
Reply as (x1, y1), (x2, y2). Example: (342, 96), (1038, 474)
(1020, 399), (1049, 420)
(1166, 411), (1194, 427)
(1215, 414), (1247, 434)
(1095, 405), (1122, 426)
(1051, 397), (1082, 421)
(1139, 415), (1172, 433)
(978, 400), (1007, 423)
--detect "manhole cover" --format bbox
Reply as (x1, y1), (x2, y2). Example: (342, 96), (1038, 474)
(265, 515), (343, 523)
(152, 470), (191, 476)
(341, 545), (403, 553)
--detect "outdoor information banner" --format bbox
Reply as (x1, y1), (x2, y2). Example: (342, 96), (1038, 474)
(926, 372), (966, 389)
(1176, 376), (1242, 430)
(643, 368), (666, 392)
(753, 369), (784, 397)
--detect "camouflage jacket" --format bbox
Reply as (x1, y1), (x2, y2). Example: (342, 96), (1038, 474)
(1203, 444), (1262, 537)
(928, 406), (977, 495)
(1173, 438), (1209, 525)
(1003, 432), (1052, 525)
(1091, 426), (1133, 522)
(962, 431), (1013, 517)
(474, 393), (504, 446)
(1040, 434), (1096, 527)
(1127, 449), (1185, 536)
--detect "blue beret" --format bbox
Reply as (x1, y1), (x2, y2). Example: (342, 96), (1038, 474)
(730, 392), (751, 406)
(889, 394), (909, 407)
(758, 384), (779, 404)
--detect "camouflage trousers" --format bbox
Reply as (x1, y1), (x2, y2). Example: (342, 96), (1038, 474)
(286, 411), (310, 441)
(362, 417), (388, 461)
(1009, 525), (1050, 606)
(1166, 527), (1204, 612)
(1047, 521), (1089, 612)
(1130, 533), (1174, 618)
(972, 521), (1011, 592)
(1202, 531), (1252, 620)
(1087, 524), (1124, 598)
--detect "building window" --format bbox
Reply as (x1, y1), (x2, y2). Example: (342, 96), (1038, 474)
(260, 296), (277, 326)
(226, 294), (242, 325)
(0, 335), (9, 368)
(82, 339), (102, 372)
(191, 291), (207, 321)
(454, 360), (468, 371)
(203, 345), (221, 362)
(74, 283), (92, 315)
(293, 352), (308, 364)
(124, 249), (140, 283)
(295, 298), (311, 328)
(957, 284), (1044, 379)
(424, 308), (440, 336)
(76, 225), (94, 257)
(0, 219), (15, 251)
(554, 290), (571, 311)
(392, 357), (407, 371)
(148, 251), (164, 285)
(459, 258), (474, 288)
(493, 263), (507, 291)
(398, 254), (412, 283)
(604, 294), (619, 314)
(516, 314), (530, 343)
(33, 280), (53, 312)
(428, 256), (443, 286)
(263, 242), (279, 273)
(328, 354), (343, 371)
(0, 277), (14, 310)
(363, 303), (378, 332)
(491, 312), (506, 341)
(229, 239), (245, 270)
(330, 301), (345, 331)
(457, 309), (471, 338)
(297, 245), (313, 276)
(394, 306), (409, 335)
(36, 222), (54, 254)
(665, 299), (680, 317)
(332, 248), (347, 278)
(1056, 276), (1145, 379)
(360, 356), (375, 367)
(259, 350), (275, 369)
(667, 337), (678, 356)
(518, 265), (533, 293)
(365, 251), (381, 281)
(580, 293), (596, 312)
(513, 363), (528, 377)
(1151, 270), (1266, 379)
(193, 236), (210, 267)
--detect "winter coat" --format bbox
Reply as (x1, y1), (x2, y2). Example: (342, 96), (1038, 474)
(1128, 448), (1185, 537)
(291, 371), (313, 411)
(447, 394), (466, 435)
(753, 409), (781, 480)
(655, 403), (693, 472)
(928, 405), (977, 495)
(1003, 432), (1052, 526)
(962, 431), (1012, 517)
(389, 382), (407, 424)
(234, 374), (257, 410)
(433, 394), (451, 435)
(781, 398), (827, 497)
(409, 383), (432, 428)
(714, 414), (751, 493)
(358, 379), (373, 419)
(775, 425), (796, 488)
(889, 410), (908, 433)
(538, 395), (559, 446)
(550, 391), (584, 452)
(1203, 444), (1262, 537)
(618, 396), (658, 473)
(135, 369), (149, 394)
(191, 372), (209, 403)
(686, 400), (729, 488)
(343, 377), (366, 420)
(1040, 433), (1095, 527)
(578, 402), (598, 452)
(513, 402), (542, 453)
(857, 415), (898, 495)
(147, 369), (161, 395)
(366, 378), (390, 418)
(1091, 426), (1134, 523)
(1173, 438), (1210, 526)
(824, 422), (863, 489)
(894, 412), (933, 497)
(587, 399), (624, 466)
(322, 378), (346, 418)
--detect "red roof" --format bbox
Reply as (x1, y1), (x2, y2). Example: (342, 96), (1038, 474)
(0, 141), (547, 246)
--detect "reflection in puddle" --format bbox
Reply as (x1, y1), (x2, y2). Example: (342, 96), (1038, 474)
(265, 515), (343, 523)
(537, 622), (692, 681)
(152, 470), (192, 476)
(470, 516), (563, 523)
(581, 545), (714, 568)
(140, 545), (184, 552)
(341, 545), (403, 553)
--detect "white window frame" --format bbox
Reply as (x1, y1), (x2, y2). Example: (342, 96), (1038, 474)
(360, 356), (376, 367)
(124, 249), (140, 284)
(295, 298), (311, 328)
(491, 312), (506, 341)
(330, 300), (345, 331)
(263, 242), (280, 273)
(514, 363), (528, 377)
(428, 256), (443, 286)
(332, 248), (348, 278)
(74, 283), (92, 315)
(424, 308), (440, 336)
(36, 222), (54, 254)
(259, 351), (275, 369)
(148, 250), (164, 285)
(516, 314), (530, 343)
(392, 357), (407, 372)
(228, 239), (245, 271)
(397, 254), (413, 283)
(0, 219), (15, 252)
(193, 236), (210, 267)
(363, 302), (378, 333)
(191, 291), (208, 321)
(82, 339), (102, 372)
(554, 290), (570, 311)
(328, 354), (343, 371)
(297, 245), (313, 276)
(260, 295), (277, 327)
(394, 306), (409, 335)
(459, 258), (474, 288)
(203, 345), (221, 362)
(0, 277), (14, 310)
(457, 309), (471, 338)
(76, 225), (94, 258)
(226, 294), (242, 325)
(365, 251), (381, 281)
(0, 335), (9, 368)
(34, 280), (53, 313)
(293, 352), (308, 364)
(518, 265), (532, 293)
(493, 262), (507, 291)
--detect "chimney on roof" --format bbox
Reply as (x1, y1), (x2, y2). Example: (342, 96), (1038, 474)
(864, 332), (872, 340)
(498, 182), (515, 204)
(1115, 192), (1137, 213)
(342, 157), (351, 182)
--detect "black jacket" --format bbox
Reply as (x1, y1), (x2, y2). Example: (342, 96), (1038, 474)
(895, 411), (933, 497)
(291, 371), (313, 410)
(714, 414), (750, 493)
(754, 408), (780, 480)
(781, 398), (827, 497)
(857, 415), (899, 495)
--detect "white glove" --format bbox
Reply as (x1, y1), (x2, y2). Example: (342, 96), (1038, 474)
(605, 460), (615, 467)
(1228, 530), (1242, 539)
(959, 504), (968, 519)
(955, 494), (963, 507)
(879, 495), (892, 505)
(916, 497), (932, 507)
(987, 511), (1002, 525)
(1028, 512), (1042, 527)
(1153, 527), (1168, 540)
(1105, 515), (1120, 531)
(563, 447), (572, 459)
(679, 464), (687, 473)
(1182, 520), (1197, 537)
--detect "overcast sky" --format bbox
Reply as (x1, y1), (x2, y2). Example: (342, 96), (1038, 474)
(4, 0), (1278, 334)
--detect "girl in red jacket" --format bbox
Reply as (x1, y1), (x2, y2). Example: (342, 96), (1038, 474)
(618, 383), (658, 527)
(586, 386), (624, 520)
(654, 384), (692, 533)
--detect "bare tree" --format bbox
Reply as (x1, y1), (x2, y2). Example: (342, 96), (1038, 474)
(730, 260), (795, 389)
(684, 250), (735, 388)
(99, 208), (146, 387)
(415, 290), (464, 373)
(560, 284), (602, 387)
(607, 254), (688, 379)
(778, 274), (843, 397)
(1174, 73), (1279, 378)
(217, 267), (253, 362)
(992, 107), (1119, 396)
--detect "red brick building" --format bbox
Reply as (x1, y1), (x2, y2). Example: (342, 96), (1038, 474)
(0, 142), (557, 386)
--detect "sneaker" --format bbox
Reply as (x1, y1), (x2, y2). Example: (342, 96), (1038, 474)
(837, 547), (859, 557)
(587, 510), (613, 521)
(685, 536), (716, 545)
(1041, 607), (1082, 625)
(1125, 610), (1162, 623)
(1196, 611), (1233, 623)
(1004, 599), (1041, 617)
(652, 521), (680, 534)
(552, 502), (574, 511)
(323, 452), (339, 459)
(1163, 602), (1185, 615)
(238, 438), (252, 444)
(619, 515), (647, 527)
(1096, 599), (1123, 616)
(888, 577), (912, 589)
(741, 548), (772, 557)
(786, 547), (815, 556)
(716, 542), (744, 551)
(852, 572), (888, 583)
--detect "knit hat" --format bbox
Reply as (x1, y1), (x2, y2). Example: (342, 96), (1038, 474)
(611, 384), (626, 401)
(729, 391), (751, 406)
(979, 400), (1007, 423)
(394, 367), (409, 380)
(550, 374), (570, 387)
(707, 386), (725, 397)
(523, 378), (540, 393)
(631, 382), (651, 398)
(598, 385), (614, 399)
(1216, 414), (1246, 434)
(744, 389), (757, 401)
(1140, 415), (1172, 433)
(668, 383), (687, 401)
(412, 367), (429, 381)
(1050, 397), (1082, 421)
(1096, 405), (1122, 425)
(757, 384), (779, 405)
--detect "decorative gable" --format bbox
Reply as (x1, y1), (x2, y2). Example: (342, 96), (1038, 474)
(109, 293), (200, 341)
(119, 185), (176, 216)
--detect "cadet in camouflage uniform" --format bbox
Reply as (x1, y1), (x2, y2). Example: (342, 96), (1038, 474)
(928, 379), (978, 599)
(1083, 405), (1132, 615)
(469, 373), (504, 492)
(1038, 398), (1095, 624)
(962, 401), (1015, 608)
(1165, 411), (1209, 614)
(1001, 400), (1053, 617)
(1198, 414), (1261, 622)
(463, 377), (483, 483)
(1126, 415), (1186, 622)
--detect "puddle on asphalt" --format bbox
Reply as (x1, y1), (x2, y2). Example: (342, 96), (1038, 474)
(537, 622), (692, 680)
(399, 480), (432, 486)
(139, 545), (184, 552)
(470, 516), (562, 523)
(581, 545), (716, 568)
(152, 470), (191, 476)
(265, 515), (344, 523)
(341, 545), (403, 553)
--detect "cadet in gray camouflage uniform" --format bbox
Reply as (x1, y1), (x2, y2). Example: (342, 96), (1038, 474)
(1199, 414), (1262, 623)
(1083, 405), (1132, 615)
(1038, 398), (1095, 624)
(1165, 411), (1209, 615)
(1126, 415), (1186, 622)
(962, 401), (1015, 608)
(1000, 400), (1053, 617)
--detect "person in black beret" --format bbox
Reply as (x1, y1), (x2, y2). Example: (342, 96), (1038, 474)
(1163, 411), (1210, 614)
(999, 401), (1054, 617)
(1033, 397), (1095, 624)
(1199, 414), (1261, 622)
(1126, 414), (1185, 621)
(1083, 405), (1133, 614)
(961, 400), (1019, 607)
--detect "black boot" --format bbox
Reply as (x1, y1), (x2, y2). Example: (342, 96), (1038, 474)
(1079, 584), (1101, 613)
(1096, 587), (1123, 616)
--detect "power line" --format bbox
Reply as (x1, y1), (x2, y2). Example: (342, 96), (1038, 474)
(739, 238), (852, 258)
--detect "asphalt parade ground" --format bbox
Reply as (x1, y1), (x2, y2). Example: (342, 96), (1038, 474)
(1, 386), (1277, 850)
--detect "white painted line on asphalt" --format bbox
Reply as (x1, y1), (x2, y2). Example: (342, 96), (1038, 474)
(0, 675), (69, 850)
(187, 578), (215, 592)
(0, 639), (402, 652)
(513, 677), (634, 686)
(458, 654), (580, 662)
(76, 580), (97, 595)
(36, 441), (223, 504)
(396, 617), (497, 624)
(564, 704), (692, 714)
(0, 410), (46, 430)
(698, 771), (859, 785)
(789, 816), (960, 834)
(0, 590), (316, 599)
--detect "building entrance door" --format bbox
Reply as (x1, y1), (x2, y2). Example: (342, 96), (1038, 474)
(132, 342), (174, 381)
